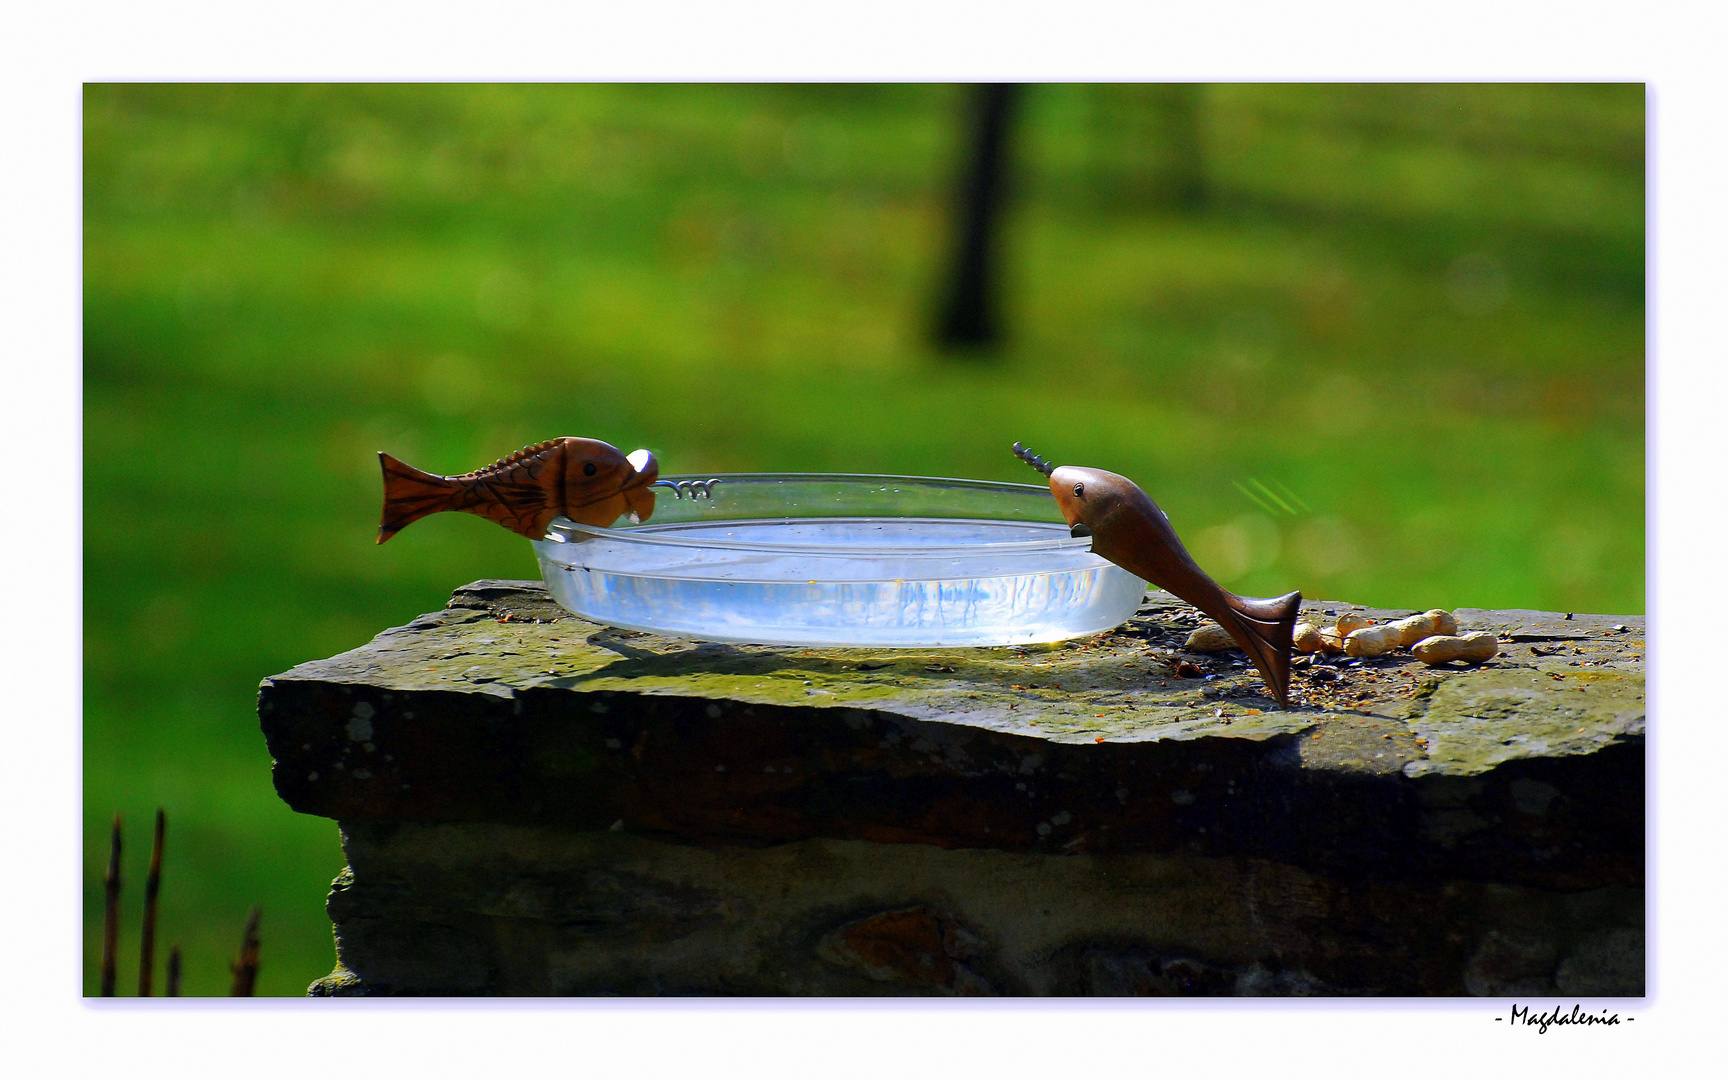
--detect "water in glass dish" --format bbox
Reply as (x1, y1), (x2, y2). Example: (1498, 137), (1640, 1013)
(534, 517), (1148, 648)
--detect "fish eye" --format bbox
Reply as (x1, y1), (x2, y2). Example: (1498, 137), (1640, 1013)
(1073, 483), (1084, 497)
(583, 462), (598, 476)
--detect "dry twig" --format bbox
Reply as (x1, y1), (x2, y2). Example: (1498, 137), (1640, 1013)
(101, 814), (122, 996)
(138, 809), (165, 996)
(229, 906), (261, 996)
(166, 945), (182, 997)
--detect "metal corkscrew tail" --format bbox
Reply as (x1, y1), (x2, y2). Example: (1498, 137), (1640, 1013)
(1012, 442), (1055, 476)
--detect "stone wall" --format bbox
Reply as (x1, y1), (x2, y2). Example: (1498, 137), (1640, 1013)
(259, 581), (1645, 996)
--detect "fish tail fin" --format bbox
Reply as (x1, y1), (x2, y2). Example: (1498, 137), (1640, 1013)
(1223, 589), (1303, 710)
(377, 452), (459, 544)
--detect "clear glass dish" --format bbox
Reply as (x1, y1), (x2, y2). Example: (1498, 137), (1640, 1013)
(532, 474), (1149, 648)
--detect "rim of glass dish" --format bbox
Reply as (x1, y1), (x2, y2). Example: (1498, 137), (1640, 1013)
(543, 472), (1093, 556)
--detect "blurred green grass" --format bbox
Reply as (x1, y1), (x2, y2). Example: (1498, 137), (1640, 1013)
(83, 83), (1644, 995)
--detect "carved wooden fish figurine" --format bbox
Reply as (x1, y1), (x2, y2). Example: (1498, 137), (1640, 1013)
(1015, 442), (1302, 709)
(377, 437), (659, 544)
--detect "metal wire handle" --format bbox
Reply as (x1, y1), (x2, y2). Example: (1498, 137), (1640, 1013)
(652, 478), (724, 500)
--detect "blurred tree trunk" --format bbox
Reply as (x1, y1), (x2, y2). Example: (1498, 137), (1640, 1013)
(934, 83), (1021, 352)
(1091, 83), (1206, 211)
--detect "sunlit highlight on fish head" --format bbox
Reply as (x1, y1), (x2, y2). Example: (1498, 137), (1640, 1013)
(622, 448), (659, 524)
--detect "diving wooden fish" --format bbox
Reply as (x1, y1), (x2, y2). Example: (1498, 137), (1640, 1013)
(377, 437), (659, 544)
(1014, 442), (1302, 709)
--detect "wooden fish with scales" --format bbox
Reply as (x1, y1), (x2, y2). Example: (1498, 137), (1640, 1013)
(1014, 441), (1302, 709)
(377, 437), (659, 543)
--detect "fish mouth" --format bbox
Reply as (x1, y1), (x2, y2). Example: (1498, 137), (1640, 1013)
(625, 448), (658, 484)
(621, 449), (659, 523)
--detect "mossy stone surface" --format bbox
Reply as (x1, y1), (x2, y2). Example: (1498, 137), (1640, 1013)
(259, 581), (1643, 887)
(267, 581), (1643, 761)
(1406, 667), (1645, 778)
